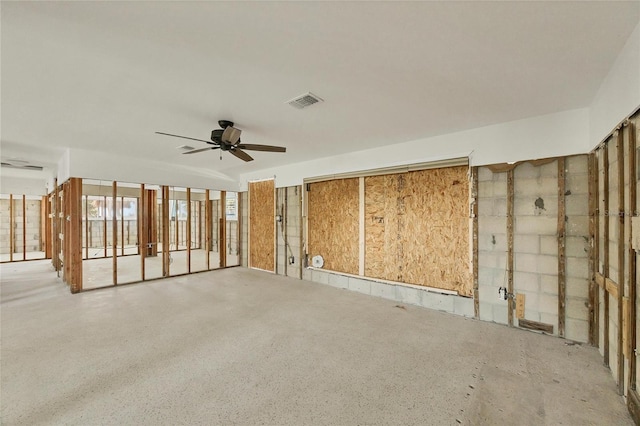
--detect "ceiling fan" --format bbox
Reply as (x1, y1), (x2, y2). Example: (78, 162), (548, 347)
(156, 120), (286, 162)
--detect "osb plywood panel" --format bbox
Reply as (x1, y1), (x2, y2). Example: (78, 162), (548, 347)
(308, 178), (359, 275)
(365, 167), (472, 296)
(249, 180), (275, 271)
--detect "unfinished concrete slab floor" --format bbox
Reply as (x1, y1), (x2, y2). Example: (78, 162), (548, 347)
(1, 261), (630, 425)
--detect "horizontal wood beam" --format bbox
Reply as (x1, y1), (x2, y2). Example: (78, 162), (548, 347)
(518, 319), (554, 334)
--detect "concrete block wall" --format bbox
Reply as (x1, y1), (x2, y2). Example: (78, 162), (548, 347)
(477, 168), (509, 325)
(513, 161), (560, 334)
(477, 156), (590, 342)
(564, 155), (590, 342)
(0, 198), (42, 255)
(303, 268), (475, 318)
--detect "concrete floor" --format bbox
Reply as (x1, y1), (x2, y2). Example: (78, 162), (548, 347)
(0, 261), (632, 425)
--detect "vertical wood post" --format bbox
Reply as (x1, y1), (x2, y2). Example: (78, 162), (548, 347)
(9, 194), (14, 262)
(507, 169), (514, 327)
(628, 123), (637, 391)
(140, 184), (146, 281)
(112, 181), (117, 285)
(205, 190), (211, 270)
(103, 195), (107, 258)
(589, 152), (600, 346)
(121, 196), (125, 257)
(69, 178), (83, 293)
(604, 144), (610, 367)
(220, 191), (227, 268)
(472, 167), (480, 319)
(22, 194), (26, 260)
(52, 179), (60, 272)
(162, 186), (170, 277)
(558, 158), (566, 337)
(617, 131), (626, 395)
(187, 188), (191, 273)
(84, 195), (89, 259)
(43, 195), (52, 259)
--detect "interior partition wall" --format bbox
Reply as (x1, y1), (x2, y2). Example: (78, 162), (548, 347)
(0, 193), (48, 262)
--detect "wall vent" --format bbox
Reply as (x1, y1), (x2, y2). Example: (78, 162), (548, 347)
(287, 92), (323, 109)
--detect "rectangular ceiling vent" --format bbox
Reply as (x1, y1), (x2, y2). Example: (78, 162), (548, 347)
(287, 92), (323, 109)
(1, 162), (44, 171)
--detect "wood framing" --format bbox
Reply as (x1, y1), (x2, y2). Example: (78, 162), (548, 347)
(43, 195), (52, 259)
(9, 194), (14, 262)
(68, 178), (83, 293)
(22, 194), (26, 260)
(472, 167), (480, 318)
(187, 188), (191, 273)
(628, 122), (637, 391)
(518, 318), (554, 334)
(140, 184), (146, 281)
(162, 186), (170, 277)
(617, 130), (625, 395)
(220, 191), (227, 268)
(558, 158), (566, 337)
(589, 152), (599, 345)
(603, 144), (610, 367)
(205, 190), (211, 270)
(507, 169), (515, 326)
(112, 181), (117, 285)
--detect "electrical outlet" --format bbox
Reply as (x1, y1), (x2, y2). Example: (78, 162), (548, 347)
(289, 256), (295, 265)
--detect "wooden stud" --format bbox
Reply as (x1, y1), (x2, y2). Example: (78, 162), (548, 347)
(22, 194), (26, 260)
(220, 191), (227, 268)
(472, 167), (480, 319)
(617, 130), (625, 395)
(284, 187), (289, 276)
(140, 184), (146, 281)
(121, 196), (125, 257)
(604, 143), (610, 367)
(112, 181), (117, 285)
(52, 179), (60, 272)
(102, 195), (107, 258)
(507, 169), (514, 327)
(589, 152), (600, 346)
(516, 293), (526, 319)
(518, 318), (554, 334)
(9, 194), (14, 262)
(558, 158), (566, 337)
(84, 195), (89, 259)
(162, 186), (170, 277)
(205, 190), (211, 270)
(43, 195), (52, 259)
(628, 388), (640, 425)
(595, 271), (605, 288)
(606, 277), (619, 299)
(628, 123), (637, 391)
(69, 178), (83, 293)
(359, 177), (365, 276)
(187, 188), (191, 273)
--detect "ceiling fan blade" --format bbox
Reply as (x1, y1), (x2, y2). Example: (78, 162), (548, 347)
(182, 146), (220, 155)
(229, 148), (254, 162)
(156, 132), (214, 145)
(236, 144), (286, 153)
(222, 126), (242, 145)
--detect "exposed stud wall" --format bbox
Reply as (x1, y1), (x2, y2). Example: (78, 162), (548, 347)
(0, 198), (42, 257)
(240, 192), (248, 268)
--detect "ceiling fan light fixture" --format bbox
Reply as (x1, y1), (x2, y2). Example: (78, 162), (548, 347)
(287, 92), (323, 109)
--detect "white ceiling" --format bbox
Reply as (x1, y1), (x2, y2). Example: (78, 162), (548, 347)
(2, 1), (639, 187)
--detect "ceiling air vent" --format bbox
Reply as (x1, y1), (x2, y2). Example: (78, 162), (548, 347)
(287, 92), (323, 109)
(1, 161), (44, 171)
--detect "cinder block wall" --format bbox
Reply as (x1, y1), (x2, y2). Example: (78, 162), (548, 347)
(477, 155), (590, 342)
(477, 168), (509, 324)
(0, 198), (42, 255)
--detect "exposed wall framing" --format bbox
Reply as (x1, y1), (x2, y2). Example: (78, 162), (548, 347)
(558, 158), (566, 337)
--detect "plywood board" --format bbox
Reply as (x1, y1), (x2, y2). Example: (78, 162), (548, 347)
(516, 293), (525, 319)
(364, 166), (472, 296)
(249, 180), (275, 272)
(307, 178), (359, 275)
